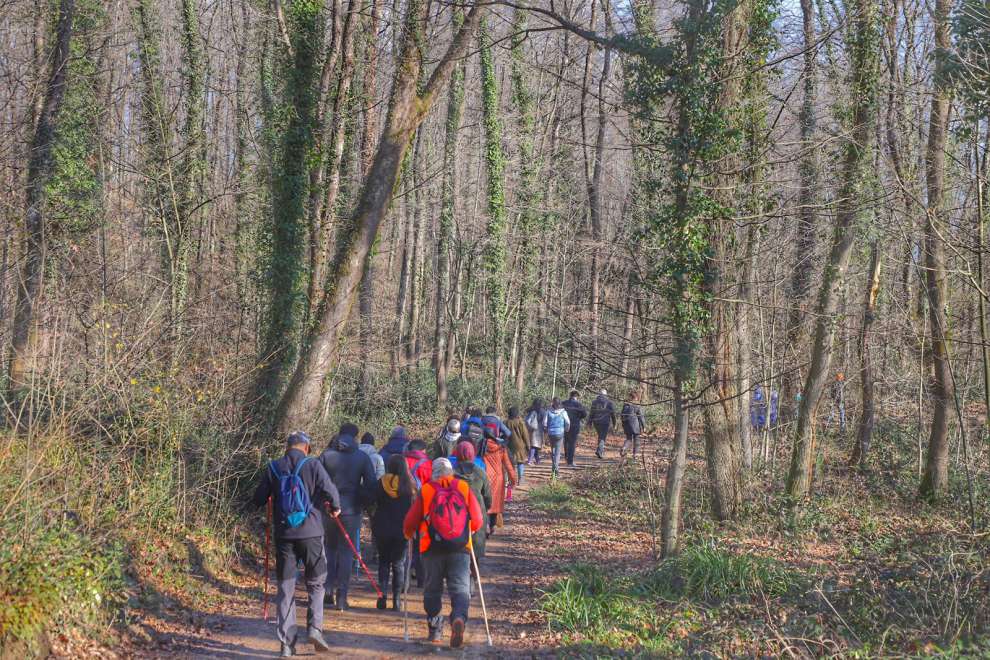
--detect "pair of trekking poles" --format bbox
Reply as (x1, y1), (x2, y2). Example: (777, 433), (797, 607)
(262, 499), (493, 647)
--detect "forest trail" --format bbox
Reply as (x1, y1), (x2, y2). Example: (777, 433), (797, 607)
(153, 440), (624, 659)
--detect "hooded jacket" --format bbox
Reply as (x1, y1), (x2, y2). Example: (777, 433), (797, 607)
(590, 394), (617, 427)
(404, 449), (433, 488)
(562, 397), (588, 435)
(359, 443), (386, 479)
(318, 434), (376, 516)
(379, 430), (409, 465)
(621, 402), (647, 436)
(431, 429), (461, 460)
(253, 448), (341, 541)
(505, 417), (531, 464)
(371, 474), (413, 544)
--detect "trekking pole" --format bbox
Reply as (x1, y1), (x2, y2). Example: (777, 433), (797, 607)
(402, 538), (413, 642)
(262, 497), (272, 620)
(468, 542), (493, 647)
(331, 510), (383, 598)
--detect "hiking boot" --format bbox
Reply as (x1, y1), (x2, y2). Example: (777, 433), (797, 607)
(427, 615), (445, 643)
(376, 595), (387, 610)
(324, 590), (335, 607)
(595, 451), (604, 459)
(279, 639), (296, 657)
(449, 617), (466, 649)
(392, 588), (402, 611)
(310, 629), (331, 653)
(335, 589), (349, 611)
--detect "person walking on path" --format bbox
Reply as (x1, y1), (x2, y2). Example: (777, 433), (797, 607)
(371, 455), (414, 611)
(620, 392), (647, 458)
(452, 441), (492, 559)
(404, 439), (433, 488)
(480, 406), (512, 441)
(544, 398), (571, 477)
(431, 418), (462, 459)
(359, 432), (385, 480)
(589, 390), (617, 459)
(379, 426), (410, 464)
(403, 458), (484, 648)
(562, 390), (587, 466)
(318, 429), (376, 611)
(504, 406), (530, 483)
(524, 398), (547, 464)
(252, 431), (340, 657)
(482, 430), (518, 535)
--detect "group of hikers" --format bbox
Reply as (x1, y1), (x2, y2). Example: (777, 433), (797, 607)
(250, 390), (648, 655)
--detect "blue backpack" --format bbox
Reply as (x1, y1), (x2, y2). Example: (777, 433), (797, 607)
(547, 410), (567, 436)
(270, 457), (313, 529)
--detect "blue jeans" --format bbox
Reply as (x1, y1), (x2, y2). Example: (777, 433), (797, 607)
(516, 462), (525, 482)
(422, 550), (471, 622)
(549, 435), (564, 475)
(325, 513), (360, 595)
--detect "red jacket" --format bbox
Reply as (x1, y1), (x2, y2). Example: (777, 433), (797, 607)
(403, 476), (483, 553)
(404, 450), (432, 486)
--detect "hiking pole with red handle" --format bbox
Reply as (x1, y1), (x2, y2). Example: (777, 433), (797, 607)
(329, 507), (383, 599)
(262, 497), (272, 620)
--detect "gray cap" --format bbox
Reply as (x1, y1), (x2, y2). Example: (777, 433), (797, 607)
(447, 419), (461, 433)
(432, 457), (454, 480)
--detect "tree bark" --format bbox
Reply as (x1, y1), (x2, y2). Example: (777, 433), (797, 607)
(8, 0), (75, 391)
(661, 364), (690, 557)
(272, 0), (484, 433)
(851, 240), (881, 466)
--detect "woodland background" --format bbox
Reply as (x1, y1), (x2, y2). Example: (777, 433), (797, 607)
(1, 0), (989, 653)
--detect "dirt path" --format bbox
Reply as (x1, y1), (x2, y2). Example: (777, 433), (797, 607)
(140, 437), (625, 659)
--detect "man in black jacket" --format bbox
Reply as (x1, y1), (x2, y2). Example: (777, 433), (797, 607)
(561, 390), (588, 466)
(319, 427), (376, 610)
(590, 390), (617, 459)
(253, 431), (340, 657)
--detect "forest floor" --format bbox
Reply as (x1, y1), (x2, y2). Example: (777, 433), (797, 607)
(49, 425), (990, 658)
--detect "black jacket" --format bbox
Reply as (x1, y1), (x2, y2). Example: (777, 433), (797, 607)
(318, 434), (376, 516)
(621, 403), (646, 435)
(371, 477), (413, 544)
(590, 395), (617, 427)
(379, 433), (408, 466)
(253, 448), (340, 541)
(562, 398), (588, 433)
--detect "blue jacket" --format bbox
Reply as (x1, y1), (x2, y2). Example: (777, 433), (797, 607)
(379, 432), (409, 466)
(318, 434), (376, 516)
(480, 414), (512, 439)
(460, 416), (484, 435)
(253, 448), (340, 541)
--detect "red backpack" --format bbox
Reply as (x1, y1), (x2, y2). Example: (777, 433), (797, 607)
(425, 481), (471, 552)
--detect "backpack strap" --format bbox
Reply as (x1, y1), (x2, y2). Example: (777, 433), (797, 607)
(292, 456), (311, 478)
(269, 460), (283, 480)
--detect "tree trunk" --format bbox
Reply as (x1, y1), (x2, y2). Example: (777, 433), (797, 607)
(851, 240), (881, 466)
(479, 16), (509, 410)
(272, 0), (484, 433)
(587, 29), (612, 383)
(661, 363), (690, 557)
(7, 0), (75, 391)
(918, 0), (953, 501)
(787, 0), (880, 498)
(407, 133), (426, 368)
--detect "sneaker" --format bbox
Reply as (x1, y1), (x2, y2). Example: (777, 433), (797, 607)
(310, 629), (331, 653)
(450, 617), (465, 648)
(376, 595), (387, 610)
(427, 615), (445, 643)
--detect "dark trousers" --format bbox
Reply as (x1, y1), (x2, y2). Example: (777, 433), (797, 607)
(564, 427), (580, 465)
(376, 536), (408, 596)
(595, 423), (610, 455)
(274, 536), (327, 645)
(621, 432), (641, 456)
(422, 550), (471, 623)
(325, 513), (360, 595)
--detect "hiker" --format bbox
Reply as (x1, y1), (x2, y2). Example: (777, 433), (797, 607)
(544, 398), (571, 477)
(403, 458), (484, 648)
(769, 388), (780, 429)
(750, 384), (768, 432)
(462, 416), (488, 459)
(482, 429), (518, 535)
(371, 455), (414, 611)
(504, 406), (531, 483)
(525, 398), (547, 464)
(589, 389), (617, 459)
(359, 432), (386, 480)
(620, 391), (647, 458)
(318, 426), (376, 611)
(431, 418), (462, 459)
(452, 441), (492, 560)
(459, 407), (484, 434)
(379, 426), (409, 465)
(252, 431), (339, 656)
(562, 390), (588, 466)
(480, 405), (512, 441)
(404, 439), (434, 488)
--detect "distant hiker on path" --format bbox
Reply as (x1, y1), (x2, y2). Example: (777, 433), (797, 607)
(620, 391), (647, 458)
(372, 455), (414, 611)
(482, 430), (518, 535)
(562, 390), (588, 466)
(525, 398), (547, 465)
(545, 398), (571, 477)
(252, 431), (339, 657)
(590, 390), (617, 459)
(431, 418), (462, 459)
(318, 425), (376, 611)
(403, 458), (484, 648)
(504, 406), (531, 483)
